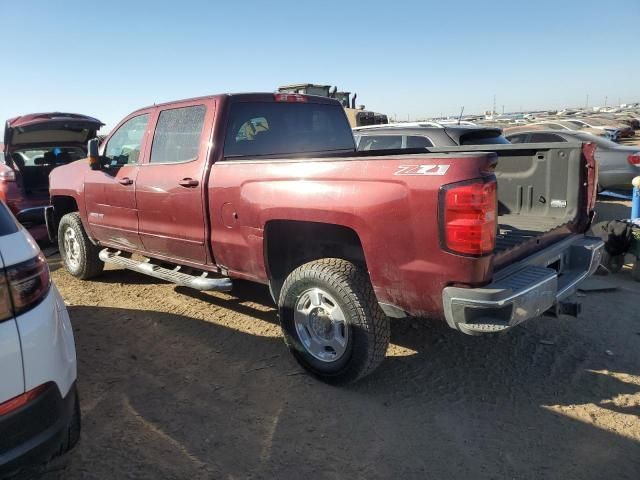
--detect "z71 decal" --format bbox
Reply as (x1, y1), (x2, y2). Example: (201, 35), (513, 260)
(394, 165), (451, 176)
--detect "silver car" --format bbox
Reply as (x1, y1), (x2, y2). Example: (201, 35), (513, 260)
(505, 130), (640, 191)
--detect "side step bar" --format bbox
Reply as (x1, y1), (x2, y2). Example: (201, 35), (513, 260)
(99, 249), (233, 292)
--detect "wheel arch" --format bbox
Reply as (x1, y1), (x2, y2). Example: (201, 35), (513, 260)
(264, 220), (367, 302)
(51, 195), (79, 230)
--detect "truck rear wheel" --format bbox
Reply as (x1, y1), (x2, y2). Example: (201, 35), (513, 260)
(58, 212), (104, 279)
(278, 258), (390, 384)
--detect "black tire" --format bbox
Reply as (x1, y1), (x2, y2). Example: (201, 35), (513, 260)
(278, 258), (390, 385)
(58, 391), (82, 456)
(58, 212), (104, 279)
(600, 251), (625, 274)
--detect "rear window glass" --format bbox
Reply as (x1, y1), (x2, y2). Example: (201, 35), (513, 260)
(507, 134), (528, 144)
(357, 135), (403, 151)
(0, 152), (4, 164)
(224, 102), (355, 158)
(529, 133), (566, 143)
(11, 147), (85, 168)
(0, 202), (19, 237)
(406, 136), (433, 148)
(150, 105), (206, 164)
(460, 132), (510, 145)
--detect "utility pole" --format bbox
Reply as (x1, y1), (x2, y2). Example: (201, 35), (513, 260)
(502, 105), (505, 115)
(492, 94), (496, 115)
(605, 96), (608, 107)
(585, 94), (589, 108)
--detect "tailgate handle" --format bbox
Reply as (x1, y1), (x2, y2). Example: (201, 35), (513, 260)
(179, 178), (199, 187)
(118, 177), (133, 186)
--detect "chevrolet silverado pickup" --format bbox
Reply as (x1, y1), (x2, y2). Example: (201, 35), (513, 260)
(48, 93), (603, 384)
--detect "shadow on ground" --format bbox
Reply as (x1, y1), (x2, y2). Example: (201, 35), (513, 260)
(27, 279), (640, 480)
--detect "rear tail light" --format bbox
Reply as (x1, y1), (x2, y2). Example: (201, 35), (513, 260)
(0, 253), (50, 322)
(628, 153), (640, 166)
(0, 384), (48, 416)
(7, 253), (50, 315)
(0, 276), (11, 322)
(440, 179), (497, 256)
(0, 170), (16, 182)
(274, 93), (308, 103)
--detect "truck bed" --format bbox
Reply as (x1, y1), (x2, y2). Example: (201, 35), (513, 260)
(436, 142), (591, 264)
(496, 215), (567, 254)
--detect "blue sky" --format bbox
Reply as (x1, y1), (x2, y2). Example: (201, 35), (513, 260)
(0, 0), (638, 133)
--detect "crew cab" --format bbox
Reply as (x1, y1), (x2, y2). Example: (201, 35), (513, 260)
(1, 113), (103, 240)
(48, 93), (603, 384)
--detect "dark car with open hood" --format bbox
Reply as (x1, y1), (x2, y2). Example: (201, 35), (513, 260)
(0, 112), (103, 240)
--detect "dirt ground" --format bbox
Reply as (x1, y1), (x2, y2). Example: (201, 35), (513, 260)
(18, 200), (640, 480)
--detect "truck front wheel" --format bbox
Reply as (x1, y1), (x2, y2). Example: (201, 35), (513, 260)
(58, 212), (104, 279)
(278, 258), (390, 384)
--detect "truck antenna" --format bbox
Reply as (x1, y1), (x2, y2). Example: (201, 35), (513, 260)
(457, 106), (464, 125)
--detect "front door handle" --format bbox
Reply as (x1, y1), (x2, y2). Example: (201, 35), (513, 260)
(179, 178), (199, 188)
(118, 177), (133, 185)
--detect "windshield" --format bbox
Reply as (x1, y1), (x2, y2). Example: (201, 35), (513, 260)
(224, 102), (355, 158)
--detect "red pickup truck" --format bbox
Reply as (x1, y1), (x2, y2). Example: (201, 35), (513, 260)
(48, 93), (603, 383)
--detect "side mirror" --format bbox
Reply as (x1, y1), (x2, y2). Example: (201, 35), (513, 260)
(87, 138), (101, 170)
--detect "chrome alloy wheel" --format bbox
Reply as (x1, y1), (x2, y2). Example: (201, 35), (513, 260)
(294, 288), (349, 362)
(63, 226), (81, 270)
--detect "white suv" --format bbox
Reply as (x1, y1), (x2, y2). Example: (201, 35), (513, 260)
(0, 201), (79, 475)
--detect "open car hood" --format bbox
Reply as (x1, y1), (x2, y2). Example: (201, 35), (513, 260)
(4, 112), (104, 150)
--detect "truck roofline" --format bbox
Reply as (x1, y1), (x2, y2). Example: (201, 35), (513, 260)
(128, 92), (343, 116)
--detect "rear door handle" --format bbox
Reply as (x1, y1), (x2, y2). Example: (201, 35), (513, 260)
(118, 177), (133, 185)
(179, 178), (199, 187)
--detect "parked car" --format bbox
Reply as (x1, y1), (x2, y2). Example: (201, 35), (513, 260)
(0, 201), (79, 476)
(353, 124), (510, 150)
(504, 121), (616, 140)
(505, 129), (640, 191)
(1, 113), (103, 240)
(565, 118), (633, 139)
(48, 92), (602, 384)
(611, 115), (640, 130)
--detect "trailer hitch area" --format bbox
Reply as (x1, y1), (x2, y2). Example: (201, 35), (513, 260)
(545, 300), (582, 319)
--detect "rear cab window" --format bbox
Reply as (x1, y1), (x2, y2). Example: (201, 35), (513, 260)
(223, 101), (355, 158)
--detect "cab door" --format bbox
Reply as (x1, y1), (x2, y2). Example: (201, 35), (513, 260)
(135, 100), (213, 264)
(84, 112), (151, 250)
